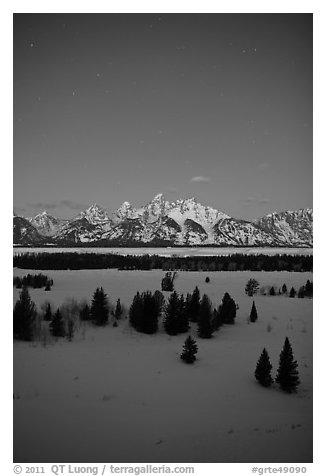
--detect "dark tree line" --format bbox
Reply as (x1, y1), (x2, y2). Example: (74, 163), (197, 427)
(13, 273), (53, 289)
(14, 252), (313, 272)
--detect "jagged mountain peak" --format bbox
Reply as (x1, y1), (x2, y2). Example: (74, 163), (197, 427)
(77, 203), (111, 224)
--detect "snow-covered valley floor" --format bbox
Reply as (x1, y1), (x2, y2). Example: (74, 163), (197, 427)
(13, 270), (313, 463)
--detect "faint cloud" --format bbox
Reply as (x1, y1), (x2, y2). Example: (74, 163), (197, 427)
(59, 200), (89, 210)
(259, 162), (270, 170)
(27, 200), (88, 211)
(27, 202), (58, 210)
(166, 187), (178, 194)
(242, 197), (271, 207)
(190, 176), (211, 184)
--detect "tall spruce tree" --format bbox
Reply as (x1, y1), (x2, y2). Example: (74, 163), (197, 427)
(180, 336), (198, 364)
(177, 294), (189, 333)
(276, 337), (300, 393)
(141, 291), (159, 334)
(255, 348), (273, 387)
(13, 286), (37, 341)
(198, 294), (213, 338)
(164, 291), (180, 335)
(129, 292), (142, 330)
(219, 292), (237, 324)
(49, 309), (66, 338)
(188, 286), (201, 322)
(91, 287), (109, 326)
(250, 301), (258, 323)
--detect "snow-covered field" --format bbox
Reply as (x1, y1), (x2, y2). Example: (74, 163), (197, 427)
(13, 269), (313, 463)
(13, 246), (313, 257)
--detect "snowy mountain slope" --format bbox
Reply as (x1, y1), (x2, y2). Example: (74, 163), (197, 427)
(28, 211), (67, 237)
(13, 216), (46, 245)
(255, 209), (313, 246)
(13, 196), (313, 247)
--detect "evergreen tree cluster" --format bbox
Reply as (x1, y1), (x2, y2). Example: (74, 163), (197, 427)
(14, 251), (313, 273)
(163, 287), (237, 338)
(255, 337), (300, 393)
(13, 273), (53, 289)
(129, 291), (160, 334)
(259, 281), (313, 299)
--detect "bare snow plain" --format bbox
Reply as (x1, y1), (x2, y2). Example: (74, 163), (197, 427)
(13, 269), (313, 463)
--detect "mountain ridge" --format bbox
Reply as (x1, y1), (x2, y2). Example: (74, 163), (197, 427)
(13, 194), (313, 247)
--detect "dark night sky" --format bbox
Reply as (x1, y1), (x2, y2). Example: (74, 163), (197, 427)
(13, 13), (312, 220)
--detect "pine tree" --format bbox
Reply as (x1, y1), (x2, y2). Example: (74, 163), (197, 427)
(255, 348), (273, 387)
(250, 301), (258, 323)
(91, 287), (109, 326)
(176, 294), (189, 333)
(289, 287), (296, 298)
(269, 286), (275, 296)
(49, 309), (66, 338)
(180, 336), (198, 364)
(305, 280), (313, 297)
(164, 291), (180, 335)
(13, 286), (37, 341)
(219, 292), (237, 324)
(129, 292), (142, 330)
(282, 283), (288, 294)
(141, 291), (159, 334)
(245, 278), (260, 296)
(44, 302), (52, 321)
(114, 299), (123, 320)
(198, 294), (213, 338)
(188, 286), (201, 322)
(276, 337), (300, 393)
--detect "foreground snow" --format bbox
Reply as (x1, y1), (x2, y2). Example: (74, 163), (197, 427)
(13, 270), (312, 463)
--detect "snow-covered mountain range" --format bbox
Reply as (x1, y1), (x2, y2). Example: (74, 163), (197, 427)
(13, 194), (313, 247)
